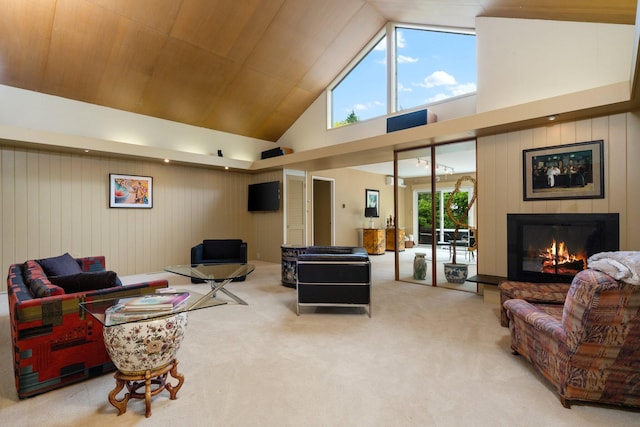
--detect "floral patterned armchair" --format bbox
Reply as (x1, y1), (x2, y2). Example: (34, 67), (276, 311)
(503, 268), (640, 408)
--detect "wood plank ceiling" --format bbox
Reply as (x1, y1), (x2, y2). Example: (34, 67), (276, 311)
(0, 0), (636, 142)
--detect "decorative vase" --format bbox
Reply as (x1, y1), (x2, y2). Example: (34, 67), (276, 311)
(444, 263), (468, 284)
(103, 312), (188, 374)
(413, 253), (427, 280)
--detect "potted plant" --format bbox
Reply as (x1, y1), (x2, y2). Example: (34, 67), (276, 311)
(443, 175), (477, 283)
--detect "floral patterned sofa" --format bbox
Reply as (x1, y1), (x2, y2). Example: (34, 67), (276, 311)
(503, 267), (640, 408)
(498, 281), (570, 327)
(7, 253), (168, 398)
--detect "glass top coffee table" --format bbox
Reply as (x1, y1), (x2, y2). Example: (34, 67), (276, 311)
(164, 263), (255, 305)
(79, 290), (222, 327)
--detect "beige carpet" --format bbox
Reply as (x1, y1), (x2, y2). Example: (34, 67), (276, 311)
(0, 255), (638, 426)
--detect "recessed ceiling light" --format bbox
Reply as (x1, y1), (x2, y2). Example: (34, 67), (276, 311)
(547, 115), (557, 121)
(164, 159), (170, 163)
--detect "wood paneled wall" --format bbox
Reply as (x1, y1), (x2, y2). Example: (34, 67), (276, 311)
(4, 111), (639, 292)
(477, 112), (640, 277)
(249, 169), (285, 261)
(0, 145), (261, 292)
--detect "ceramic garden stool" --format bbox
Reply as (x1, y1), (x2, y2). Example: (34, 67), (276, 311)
(108, 359), (184, 418)
(413, 253), (427, 279)
(103, 312), (188, 417)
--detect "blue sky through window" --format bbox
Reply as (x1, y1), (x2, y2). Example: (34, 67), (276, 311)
(396, 28), (476, 110)
(331, 36), (387, 126)
(331, 27), (476, 126)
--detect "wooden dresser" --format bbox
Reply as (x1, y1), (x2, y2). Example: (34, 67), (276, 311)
(385, 227), (406, 251)
(362, 228), (385, 255)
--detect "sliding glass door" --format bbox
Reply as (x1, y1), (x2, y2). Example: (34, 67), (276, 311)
(395, 140), (477, 290)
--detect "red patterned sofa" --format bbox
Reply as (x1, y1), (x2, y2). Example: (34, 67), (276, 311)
(503, 268), (640, 408)
(7, 254), (168, 398)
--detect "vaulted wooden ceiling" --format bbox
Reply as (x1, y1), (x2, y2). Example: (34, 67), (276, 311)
(0, 1), (636, 142)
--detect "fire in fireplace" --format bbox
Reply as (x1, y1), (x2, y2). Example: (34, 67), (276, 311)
(508, 213), (619, 283)
(538, 239), (585, 275)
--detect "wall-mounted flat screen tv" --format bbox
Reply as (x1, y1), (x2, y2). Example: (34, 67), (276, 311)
(248, 181), (280, 212)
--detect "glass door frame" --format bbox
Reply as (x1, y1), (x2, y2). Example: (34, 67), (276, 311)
(392, 146), (439, 284)
(393, 141), (477, 285)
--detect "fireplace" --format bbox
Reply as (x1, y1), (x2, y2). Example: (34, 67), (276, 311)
(507, 213), (619, 283)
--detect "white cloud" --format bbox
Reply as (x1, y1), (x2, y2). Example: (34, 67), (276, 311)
(352, 100), (384, 112)
(397, 83), (412, 93)
(416, 71), (457, 88)
(396, 31), (406, 49)
(424, 82), (477, 104)
(397, 55), (418, 64)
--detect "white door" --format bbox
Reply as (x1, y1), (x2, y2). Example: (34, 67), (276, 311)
(285, 173), (306, 245)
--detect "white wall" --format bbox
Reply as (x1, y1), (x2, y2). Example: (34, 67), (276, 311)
(279, 18), (634, 154)
(0, 84), (274, 161)
(277, 89), (476, 153)
(305, 168), (402, 247)
(476, 18), (634, 113)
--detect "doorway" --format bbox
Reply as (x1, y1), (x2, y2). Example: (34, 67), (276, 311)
(416, 189), (472, 245)
(285, 171), (306, 245)
(312, 177), (334, 246)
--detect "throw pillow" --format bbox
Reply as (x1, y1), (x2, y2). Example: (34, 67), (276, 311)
(28, 277), (65, 298)
(23, 260), (47, 282)
(23, 262), (65, 297)
(37, 253), (83, 277)
(49, 271), (121, 294)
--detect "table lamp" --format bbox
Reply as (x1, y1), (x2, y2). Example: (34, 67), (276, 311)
(364, 207), (377, 228)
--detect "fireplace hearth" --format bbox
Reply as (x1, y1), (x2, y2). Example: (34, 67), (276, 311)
(507, 213), (619, 283)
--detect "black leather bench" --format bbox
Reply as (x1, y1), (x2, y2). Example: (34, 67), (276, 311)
(296, 246), (371, 317)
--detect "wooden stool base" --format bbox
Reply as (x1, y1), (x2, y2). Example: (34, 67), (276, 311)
(108, 358), (184, 417)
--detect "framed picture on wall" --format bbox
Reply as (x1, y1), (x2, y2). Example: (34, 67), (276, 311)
(109, 174), (153, 208)
(365, 189), (379, 217)
(522, 140), (604, 201)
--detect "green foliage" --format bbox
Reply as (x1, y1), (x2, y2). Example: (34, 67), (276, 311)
(417, 193), (436, 228)
(345, 110), (359, 123)
(443, 191), (469, 227)
(418, 191), (468, 229)
(334, 110), (360, 127)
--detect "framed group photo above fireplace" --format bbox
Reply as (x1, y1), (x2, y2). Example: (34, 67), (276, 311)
(523, 140), (604, 201)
